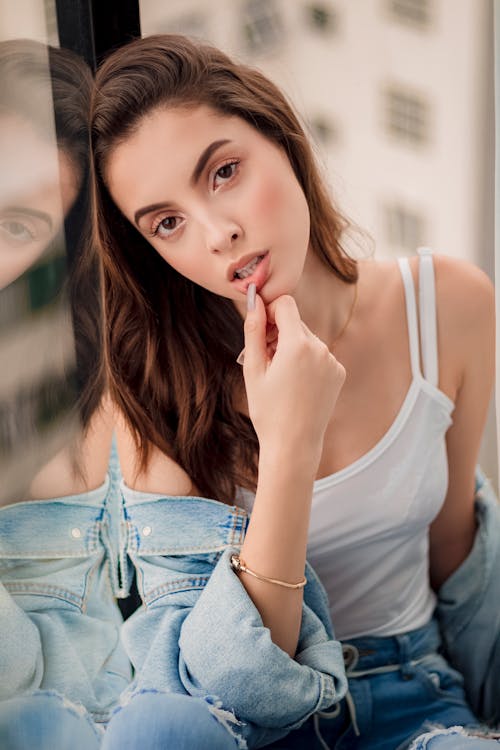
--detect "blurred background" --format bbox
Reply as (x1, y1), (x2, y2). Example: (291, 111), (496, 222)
(0, 0), (497, 491)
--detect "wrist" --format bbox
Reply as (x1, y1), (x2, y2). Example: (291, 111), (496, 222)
(258, 440), (322, 478)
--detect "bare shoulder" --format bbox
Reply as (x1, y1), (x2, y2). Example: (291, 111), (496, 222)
(430, 253), (495, 397)
(431, 253), (495, 327)
(114, 407), (197, 496)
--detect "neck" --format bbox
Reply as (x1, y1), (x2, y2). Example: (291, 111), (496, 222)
(291, 248), (357, 348)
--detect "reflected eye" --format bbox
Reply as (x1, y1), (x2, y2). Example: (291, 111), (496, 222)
(0, 219), (36, 246)
(213, 160), (239, 188)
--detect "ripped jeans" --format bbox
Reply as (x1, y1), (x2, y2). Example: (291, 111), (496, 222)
(0, 690), (241, 750)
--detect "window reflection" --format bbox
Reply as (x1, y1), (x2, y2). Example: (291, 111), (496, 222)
(0, 39), (106, 505)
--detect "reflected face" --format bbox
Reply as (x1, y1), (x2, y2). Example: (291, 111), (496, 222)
(106, 105), (311, 306)
(0, 116), (79, 289)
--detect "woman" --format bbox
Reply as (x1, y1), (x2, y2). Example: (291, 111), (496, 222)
(91, 34), (498, 749)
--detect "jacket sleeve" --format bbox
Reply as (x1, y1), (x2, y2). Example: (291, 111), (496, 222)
(177, 548), (347, 730)
(436, 467), (500, 726)
(0, 582), (43, 698)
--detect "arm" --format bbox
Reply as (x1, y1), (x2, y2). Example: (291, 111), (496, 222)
(235, 292), (345, 656)
(429, 255), (496, 589)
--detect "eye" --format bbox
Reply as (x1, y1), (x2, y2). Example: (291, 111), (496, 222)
(213, 160), (239, 189)
(152, 215), (183, 238)
(0, 219), (36, 246)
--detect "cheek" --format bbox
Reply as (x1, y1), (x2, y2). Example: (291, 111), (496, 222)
(246, 172), (310, 243)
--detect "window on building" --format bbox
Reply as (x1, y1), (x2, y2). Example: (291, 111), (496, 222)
(384, 86), (430, 144)
(242, 0), (284, 55)
(384, 203), (426, 252)
(310, 115), (338, 146)
(306, 3), (338, 33)
(388, 0), (431, 29)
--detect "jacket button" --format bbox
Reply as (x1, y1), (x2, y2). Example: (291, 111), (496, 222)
(71, 528), (81, 539)
(142, 526), (152, 537)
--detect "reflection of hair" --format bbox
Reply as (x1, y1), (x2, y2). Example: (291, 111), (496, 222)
(0, 39), (103, 432)
(92, 34), (358, 504)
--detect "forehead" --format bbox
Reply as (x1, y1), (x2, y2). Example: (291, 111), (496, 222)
(106, 105), (258, 206)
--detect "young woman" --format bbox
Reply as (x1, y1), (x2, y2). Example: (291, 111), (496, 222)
(91, 34), (498, 750)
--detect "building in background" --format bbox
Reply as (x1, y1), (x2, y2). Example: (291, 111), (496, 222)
(140, 0), (493, 266)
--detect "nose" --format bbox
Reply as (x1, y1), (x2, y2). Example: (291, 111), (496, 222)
(203, 214), (242, 254)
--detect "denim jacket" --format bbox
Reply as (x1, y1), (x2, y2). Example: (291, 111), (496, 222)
(435, 467), (500, 727)
(0, 474), (131, 725)
(119, 483), (348, 748)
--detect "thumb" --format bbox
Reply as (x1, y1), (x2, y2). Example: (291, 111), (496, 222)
(243, 283), (267, 376)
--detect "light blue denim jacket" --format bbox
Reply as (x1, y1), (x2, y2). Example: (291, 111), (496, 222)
(0, 472), (131, 725)
(435, 467), (500, 727)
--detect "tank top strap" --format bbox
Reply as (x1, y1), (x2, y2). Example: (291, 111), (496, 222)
(416, 246), (438, 387)
(397, 256), (422, 378)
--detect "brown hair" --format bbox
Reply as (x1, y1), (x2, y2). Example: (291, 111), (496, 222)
(91, 34), (357, 505)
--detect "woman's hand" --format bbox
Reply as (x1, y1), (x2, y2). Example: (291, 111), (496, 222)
(242, 285), (345, 459)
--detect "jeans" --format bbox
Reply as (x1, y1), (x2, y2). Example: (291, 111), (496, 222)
(102, 691), (241, 749)
(0, 692), (102, 750)
(1, 620), (499, 750)
(265, 618), (498, 750)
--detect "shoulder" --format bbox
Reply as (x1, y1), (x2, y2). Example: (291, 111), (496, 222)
(114, 407), (198, 496)
(406, 252), (495, 351)
(431, 253), (495, 328)
(432, 254), (495, 377)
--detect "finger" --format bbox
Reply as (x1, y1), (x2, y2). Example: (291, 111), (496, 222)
(243, 284), (268, 375)
(266, 295), (303, 347)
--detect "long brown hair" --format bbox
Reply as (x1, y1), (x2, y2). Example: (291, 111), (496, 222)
(91, 34), (357, 505)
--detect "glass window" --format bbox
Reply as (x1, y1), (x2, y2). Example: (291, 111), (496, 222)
(242, 0), (284, 55)
(306, 2), (338, 34)
(0, 4), (103, 505)
(384, 86), (430, 144)
(388, 0), (431, 29)
(384, 203), (426, 252)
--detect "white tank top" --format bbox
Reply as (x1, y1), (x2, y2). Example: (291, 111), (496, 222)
(236, 247), (455, 640)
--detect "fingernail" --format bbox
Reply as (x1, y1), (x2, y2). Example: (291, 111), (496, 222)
(236, 348), (245, 366)
(247, 283), (256, 312)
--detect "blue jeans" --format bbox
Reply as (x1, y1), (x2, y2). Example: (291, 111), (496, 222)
(0, 692), (102, 750)
(102, 691), (241, 749)
(265, 618), (498, 750)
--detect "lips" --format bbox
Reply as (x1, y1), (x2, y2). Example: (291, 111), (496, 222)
(229, 250), (270, 294)
(227, 250), (268, 282)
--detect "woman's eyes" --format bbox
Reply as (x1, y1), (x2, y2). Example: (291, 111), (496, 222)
(152, 215), (182, 238)
(212, 160), (240, 188)
(150, 159), (241, 240)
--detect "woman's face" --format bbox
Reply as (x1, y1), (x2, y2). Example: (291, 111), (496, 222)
(105, 105), (311, 307)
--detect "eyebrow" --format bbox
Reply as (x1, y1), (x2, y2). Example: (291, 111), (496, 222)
(134, 138), (232, 227)
(2, 206), (53, 230)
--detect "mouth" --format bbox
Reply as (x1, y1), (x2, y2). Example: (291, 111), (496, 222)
(229, 251), (270, 293)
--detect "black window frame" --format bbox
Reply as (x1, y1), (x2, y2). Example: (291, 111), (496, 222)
(55, 0), (141, 72)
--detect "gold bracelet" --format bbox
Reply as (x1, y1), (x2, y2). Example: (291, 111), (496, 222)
(230, 554), (307, 589)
